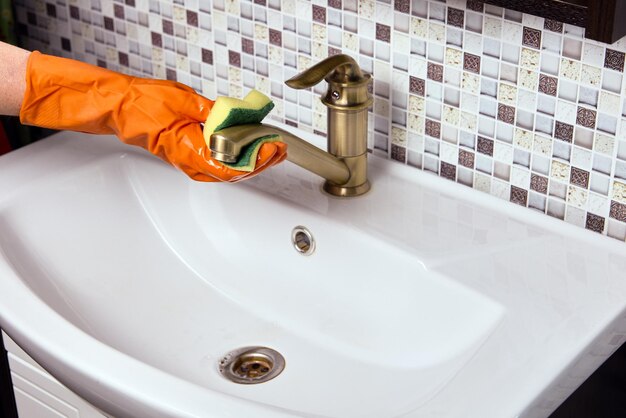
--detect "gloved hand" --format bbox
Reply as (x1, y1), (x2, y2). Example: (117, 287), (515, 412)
(19, 51), (287, 182)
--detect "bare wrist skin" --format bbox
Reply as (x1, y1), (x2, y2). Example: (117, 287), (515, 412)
(0, 41), (30, 116)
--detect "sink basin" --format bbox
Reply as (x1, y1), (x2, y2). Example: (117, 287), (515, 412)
(1, 126), (626, 418)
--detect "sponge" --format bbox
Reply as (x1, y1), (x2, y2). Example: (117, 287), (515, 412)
(203, 89), (275, 142)
(203, 89), (281, 171)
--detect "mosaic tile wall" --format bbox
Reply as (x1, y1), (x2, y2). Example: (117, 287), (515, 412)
(13, 0), (626, 242)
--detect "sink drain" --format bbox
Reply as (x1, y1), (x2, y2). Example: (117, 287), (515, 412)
(292, 226), (315, 256)
(219, 347), (285, 384)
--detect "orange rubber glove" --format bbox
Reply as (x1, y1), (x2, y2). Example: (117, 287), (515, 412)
(19, 51), (287, 182)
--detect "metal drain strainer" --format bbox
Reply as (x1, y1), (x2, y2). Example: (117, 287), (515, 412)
(219, 346), (285, 384)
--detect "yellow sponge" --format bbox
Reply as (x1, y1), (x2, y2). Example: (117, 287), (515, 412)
(203, 89), (275, 145)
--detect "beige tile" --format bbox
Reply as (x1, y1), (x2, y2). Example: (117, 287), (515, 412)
(254, 23), (268, 41)
(269, 45), (283, 64)
(408, 114), (425, 134)
(342, 32), (358, 51)
(567, 186), (588, 209)
(514, 128), (533, 150)
(498, 83), (517, 106)
(445, 47), (463, 68)
(613, 181), (626, 204)
(520, 48), (540, 70)
(392, 126), (407, 146)
(484, 16), (502, 38)
(462, 72), (480, 94)
(559, 58), (581, 81)
(580, 64), (602, 86)
(443, 106), (460, 125)
(534, 134), (553, 156)
(411, 17), (428, 38)
(359, 0), (375, 18)
(519, 69), (539, 91)
(551, 160), (570, 182)
(312, 24), (326, 43)
(408, 95), (425, 114)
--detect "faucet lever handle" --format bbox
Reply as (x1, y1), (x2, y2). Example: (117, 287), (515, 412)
(285, 54), (365, 89)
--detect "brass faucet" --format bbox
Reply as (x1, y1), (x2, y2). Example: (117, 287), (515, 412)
(209, 54), (373, 197)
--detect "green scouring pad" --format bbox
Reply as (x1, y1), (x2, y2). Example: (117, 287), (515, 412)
(221, 135), (281, 172)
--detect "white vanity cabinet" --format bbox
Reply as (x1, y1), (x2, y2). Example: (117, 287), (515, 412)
(2, 331), (108, 418)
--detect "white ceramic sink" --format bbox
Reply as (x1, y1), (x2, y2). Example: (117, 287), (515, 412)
(1, 125), (626, 418)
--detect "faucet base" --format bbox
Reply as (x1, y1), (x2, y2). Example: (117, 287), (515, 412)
(323, 180), (371, 197)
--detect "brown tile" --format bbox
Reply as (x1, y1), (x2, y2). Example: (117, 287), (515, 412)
(544, 19), (563, 33)
(585, 213), (605, 233)
(70, 6), (79, 19)
(229, 50), (241, 67)
(466, 0), (484, 12)
(477, 136), (494, 156)
(114, 4), (125, 19)
(410, 76), (425, 96)
(458, 149), (475, 168)
(427, 62), (443, 82)
(162, 19), (173, 35)
(151, 32), (162, 47)
(126, 0), (135, 6)
(570, 167), (590, 188)
(498, 104), (515, 124)
(104, 16), (114, 31)
(463, 53), (481, 74)
(394, 0), (410, 13)
(539, 74), (558, 96)
(425, 119), (441, 138)
(328, 0), (342, 9)
(523, 26), (542, 49)
(531, 174), (548, 194)
(166, 68), (177, 81)
(447, 8), (464, 28)
(440, 162), (457, 180)
(118, 52), (128, 67)
(576, 106), (597, 128)
(605, 49), (625, 72)
(46, 3), (56, 17)
(187, 11), (198, 27)
(610, 200), (626, 222)
(554, 121), (574, 142)
(269, 29), (282, 46)
(61, 38), (71, 52)
(201, 48), (213, 64)
(312, 5), (326, 23)
(254, 0), (267, 4)
(26, 11), (37, 26)
(391, 144), (406, 162)
(376, 23), (391, 42)
(510, 186), (528, 206)
(242, 38), (254, 54)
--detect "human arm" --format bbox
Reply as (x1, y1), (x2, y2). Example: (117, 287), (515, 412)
(0, 41), (29, 116)
(1, 43), (286, 182)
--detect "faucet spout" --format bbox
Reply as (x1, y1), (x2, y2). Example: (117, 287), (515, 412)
(209, 123), (351, 185)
